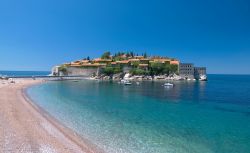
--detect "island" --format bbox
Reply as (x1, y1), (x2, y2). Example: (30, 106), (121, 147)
(52, 52), (207, 81)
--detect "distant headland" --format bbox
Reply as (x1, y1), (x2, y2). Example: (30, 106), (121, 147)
(52, 52), (207, 81)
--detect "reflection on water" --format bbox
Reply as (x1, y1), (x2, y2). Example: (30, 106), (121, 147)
(117, 80), (207, 103)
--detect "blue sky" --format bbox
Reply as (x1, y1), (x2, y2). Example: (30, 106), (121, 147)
(0, 0), (249, 74)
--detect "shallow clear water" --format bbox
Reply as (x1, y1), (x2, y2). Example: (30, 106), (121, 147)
(27, 75), (250, 153)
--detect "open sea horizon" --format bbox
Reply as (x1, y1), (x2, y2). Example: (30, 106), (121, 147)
(0, 70), (50, 77)
(26, 74), (250, 153)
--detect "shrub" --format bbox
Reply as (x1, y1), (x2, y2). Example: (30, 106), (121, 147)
(103, 66), (122, 76)
(101, 52), (111, 59)
(170, 64), (178, 74)
(130, 68), (147, 75)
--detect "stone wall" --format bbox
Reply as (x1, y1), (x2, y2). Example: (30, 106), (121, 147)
(65, 67), (99, 77)
(179, 63), (195, 79)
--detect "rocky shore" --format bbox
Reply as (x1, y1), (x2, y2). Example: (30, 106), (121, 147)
(90, 73), (186, 81)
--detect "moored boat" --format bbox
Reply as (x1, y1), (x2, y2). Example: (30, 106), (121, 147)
(164, 83), (174, 87)
(124, 80), (132, 85)
(199, 75), (207, 81)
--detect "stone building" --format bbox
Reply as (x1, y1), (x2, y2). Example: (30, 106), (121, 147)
(179, 63), (195, 79)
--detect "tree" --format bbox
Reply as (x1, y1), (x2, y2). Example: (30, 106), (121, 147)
(113, 56), (122, 61)
(130, 68), (147, 75)
(101, 52), (111, 59)
(163, 64), (170, 75)
(130, 51), (134, 57)
(103, 67), (114, 76)
(143, 52), (147, 58)
(113, 67), (122, 74)
(87, 56), (90, 60)
(103, 66), (122, 76)
(131, 61), (140, 68)
(150, 62), (164, 75)
(126, 52), (130, 58)
(170, 64), (178, 74)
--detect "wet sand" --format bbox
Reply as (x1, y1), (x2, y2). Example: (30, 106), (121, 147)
(0, 79), (101, 153)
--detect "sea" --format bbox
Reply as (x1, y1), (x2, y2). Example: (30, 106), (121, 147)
(26, 74), (250, 153)
(0, 70), (50, 77)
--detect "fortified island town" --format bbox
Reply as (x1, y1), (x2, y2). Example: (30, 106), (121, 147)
(52, 52), (207, 81)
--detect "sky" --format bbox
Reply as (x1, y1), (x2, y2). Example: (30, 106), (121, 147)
(0, 0), (249, 74)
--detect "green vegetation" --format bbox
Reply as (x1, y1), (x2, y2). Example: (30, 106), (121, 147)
(170, 64), (178, 74)
(101, 51), (111, 59)
(103, 64), (175, 76)
(102, 61), (178, 76)
(103, 66), (122, 76)
(130, 68), (149, 75)
(113, 56), (123, 61)
(149, 62), (178, 75)
(131, 61), (140, 68)
(150, 62), (164, 75)
(112, 51), (147, 60)
(113, 52), (131, 61)
(83, 56), (90, 60)
(68, 51), (179, 76)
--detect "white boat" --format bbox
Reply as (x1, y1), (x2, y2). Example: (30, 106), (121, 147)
(164, 83), (174, 87)
(125, 82), (132, 85)
(120, 79), (129, 83)
(199, 75), (207, 81)
(120, 79), (126, 83)
(124, 80), (132, 85)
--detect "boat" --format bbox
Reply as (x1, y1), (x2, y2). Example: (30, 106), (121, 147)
(199, 75), (207, 81)
(120, 79), (126, 83)
(164, 83), (174, 87)
(125, 82), (132, 85)
(124, 80), (132, 85)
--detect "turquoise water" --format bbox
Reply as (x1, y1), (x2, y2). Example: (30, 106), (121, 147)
(27, 75), (250, 153)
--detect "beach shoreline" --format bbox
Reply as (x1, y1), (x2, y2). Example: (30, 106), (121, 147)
(0, 79), (101, 153)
